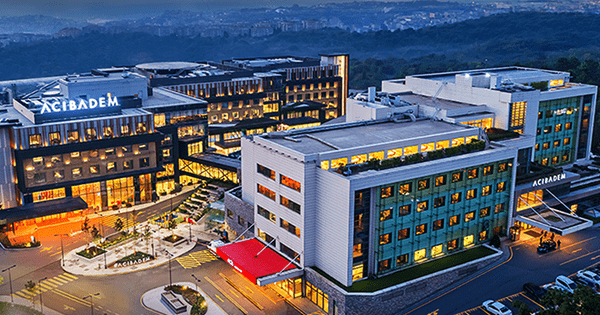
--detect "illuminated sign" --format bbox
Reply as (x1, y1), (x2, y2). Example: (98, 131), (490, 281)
(40, 96), (119, 114)
(532, 173), (566, 187)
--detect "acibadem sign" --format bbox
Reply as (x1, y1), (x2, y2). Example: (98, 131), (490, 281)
(40, 96), (119, 114)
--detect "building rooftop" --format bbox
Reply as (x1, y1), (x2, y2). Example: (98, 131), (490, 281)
(143, 87), (206, 109)
(262, 119), (476, 155)
(413, 66), (569, 84)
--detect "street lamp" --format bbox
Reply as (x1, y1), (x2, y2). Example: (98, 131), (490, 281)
(82, 292), (100, 315)
(103, 251), (107, 269)
(38, 277), (47, 313)
(191, 274), (201, 293)
(1, 265), (16, 303)
(55, 233), (69, 266)
(166, 250), (174, 288)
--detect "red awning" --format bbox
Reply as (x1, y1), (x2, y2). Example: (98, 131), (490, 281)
(216, 238), (298, 284)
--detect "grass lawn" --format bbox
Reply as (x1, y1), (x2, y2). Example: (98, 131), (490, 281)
(314, 246), (497, 292)
(0, 302), (43, 315)
(581, 213), (600, 225)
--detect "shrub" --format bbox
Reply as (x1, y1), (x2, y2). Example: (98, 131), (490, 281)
(404, 153), (423, 164)
(490, 234), (501, 248)
(445, 145), (463, 156)
(426, 149), (444, 160)
(191, 297), (208, 315)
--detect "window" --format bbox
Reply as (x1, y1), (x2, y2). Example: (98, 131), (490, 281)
(105, 148), (115, 155)
(257, 205), (276, 223)
(466, 189), (477, 200)
(432, 244), (443, 257)
(535, 144), (540, 151)
(479, 230), (488, 242)
(257, 184), (276, 200)
(418, 179), (430, 190)
(565, 122), (572, 130)
(280, 219), (301, 238)
(71, 151), (80, 159)
(103, 127), (114, 139)
(398, 204), (411, 216)
(121, 145), (132, 154)
(238, 216), (245, 226)
(482, 185), (491, 196)
(280, 196), (301, 214)
(465, 211), (475, 222)
(32, 156), (43, 166)
(49, 132), (61, 145)
(555, 124), (562, 132)
(483, 165), (493, 176)
(449, 215), (460, 226)
(67, 130), (79, 143)
(381, 186), (394, 198)
(536, 128), (541, 136)
(509, 101), (527, 130)
(435, 175), (446, 187)
(227, 209), (234, 219)
(562, 154), (569, 162)
(451, 192), (462, 204)
(543, 142), (550, 150)
(53, 170), (64, 180)
(415, 223), (427, 235)
(433, 219), (444, 231)
(136, 122), (147, 134)
(163, 149), (171, 159)
(538, 111), (543, 119)
(398, 228), (410, 240)
(397, 254), (409, 266)
(34, 172), (46, 183)
(72, 167), (82, 178)
(553, 140), (560, 148)
(468, 168), (478, 179)
(89, 150), (98, 158)
(417, 200), (429, 212)
(464, 235), (474, 246)
(543, 126), (552, 134)
(452, 172), (463, 183)
(378, 259), (391, 272)
(121, 125), (130, 136)
(567, 107), (574, 115)
(89, 165), (99, 174)
(107, 162), (116, 172)
(448, 239), (458, 250)
(480, 207), (490, 218)
(329, 91), (335, 98)
(380, 207), (393, 221)
(29, 134), (41, 147)
(552, 156), (559, 164)
(85, 128), (96, 141)
(542, 158), (548, 166)
(399, 183), (412, 195)
(280, 174), (301, 192)
(139, 144), (149, 151)
(564, 137), (571, 146)
(545, 110), (553, 118)
(379, 233), (391, 245)
(496, 181), (506, 193)
(257, 164), (275, 180)
(434, 196), (445, 208)
(123, 160), (133, 170)
(139, 158), (149, 167)
(498, 162), (508, 173)
(414, 249), (426, 261)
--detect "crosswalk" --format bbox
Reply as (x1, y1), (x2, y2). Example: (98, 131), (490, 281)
(13, 273), (78, 300)
(175, 250), (218, 269)
(100, 215), (135, 230)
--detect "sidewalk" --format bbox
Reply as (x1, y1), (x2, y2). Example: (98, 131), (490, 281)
(141, 281), (227, 315)
(0, 295), (63, 315)
(62, 221), (203, 276)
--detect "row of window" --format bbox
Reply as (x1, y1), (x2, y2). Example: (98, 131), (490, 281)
(379, 204), (505, 244)
(381, 162), (509, 198)
(28, 123), (147, 148)
(538, 107), (575, 120)
(32, 158), (149, 183)
(257, 205), (301, 238)
(29, 145), (150, 170)
(257, 164), (302, 192)
(286, 82), (336, 93)
(535, 138), (571, 151)
(210, 109), (261, 122)
(540, 155), (570, 166)
(257, 184), (302, 214)
(287, 91), (336, 103)
(378, 233), (486, 271)
(536, 123), (573, 135)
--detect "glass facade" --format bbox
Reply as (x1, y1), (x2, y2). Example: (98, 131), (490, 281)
(535, 97), (580, 166)
(374, 159), (512, 274)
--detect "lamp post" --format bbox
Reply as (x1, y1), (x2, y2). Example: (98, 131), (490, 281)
(82, 292), (100, 315)
(103, 251), (107, 269)
(2, 265), (16, 303)
(191, 274), (201, 293)
(54, 233), (68, 266)
(38, 277), (47, 313)
(166, 250), (173, 287)
(188, 221), (192, 244)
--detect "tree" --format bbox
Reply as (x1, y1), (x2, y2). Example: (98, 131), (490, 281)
(167, 219), (177, 236)
(130, 209), (139, 233)
(539, 286), (600, 315)
(114, 218), (124, 234)
(81, 216), (90, 234)
(512, 300), (532, 315)
(90, 226), (100, 240)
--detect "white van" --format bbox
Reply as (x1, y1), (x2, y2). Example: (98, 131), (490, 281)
(555, 275), (578, 293)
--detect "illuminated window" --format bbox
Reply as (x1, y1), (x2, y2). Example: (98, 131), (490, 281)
(449, 215), (460, 226)
(139, 144), (148, 151)
(121, 125), (130, 136)
(89, 165), (99, 174)
(555, 124), (562, 132)
(105, 148), (115, 155)
(331, 157), (347, 168)
(257, 205), (276, 223)
(452, 138), (465, 146)
(496, 181), (506, 192)
(257, 164), (275, 180)
(378, 259), (391, 272)
(379, 233), (391, 245)
(552, 156), (559, 164)
(320, 160), (329, 170)
(257, 184), (276, 200)
(509, 101), (527, 132)
(399, 183), (412, 195)
(436, 140), (450, 149)
(381, 186), (394, 198)
(567, 107), (574, 115)
(29, 134), (42, 147)
(32, 188), (66, 203)
(433, 219), (444, 231)
(404, 145), (418, 155)
(280, 175), (301, 192)
(163, 149), (171, 158)
(398, 204), (411, 216)
(538, 111), (543, 119)
(431, 244), (443, 257)
(435, 175), (446, 187)
(49, 132), (61, 145)
(123, 160), (133, 170)
(549, 79), (564, 87)
(352, 263), (364, 280)
(103, 127), (114, 139)
(542, 158), (548, 166)
(468, 168), (478, 179)
(85, 128), (96, 141)
(368, 151), (384, 160)
(67, 130), (79, 143)
(451, 192), (462, 204)
(420, 142), (435, 153)
(465, 211), (475, 222)
(544, 126), (552, 134)
(380, 207), (393, 221)
(387, 148), (402, 158)
(479, 230), (488, 242)
(418, 179), (430, 190)
(466, 189), (477, 200)
(480, 207), (490, 218)
(136, 122), (147, 134)
(107, 162), (116, 172)
(495, 203), (505, 213)
(139, 157), (149, 167)
(54, 170), (64, 180)
(564, 138), (571, 145)
(483, 165), (493, 176)
(498, 162), (508, 172)
(415, 223), (427, 235)
(543, 142), (550, 150)
(398, 228), (410, 240)
(466, 136), (478, 143)
(71, 151), (80, 159)
(482, 185), (491, 196)
(553, 140), (560, 148)
(280, 196), (301, 214)
(351, 154), (367, 164)
(32, 156), (43, 166)
(280, 219), (301, 238)
(565, 122), (572, 130)
(434, 196), (445, 208)
(452, 172), (463, 183)
(562, 154), (569, 162)
(464, 235), (474, 246)
(72, 167), (82, 178)
(535, 144), (540, 151)
(414, 249), (426, 261)
(397, 254), (409, 266)
(417, 200), (429, 212)
(448, 239), (458, 250)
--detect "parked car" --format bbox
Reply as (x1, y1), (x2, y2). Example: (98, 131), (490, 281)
(482, 300), (512, 315)
(542, 283), (567, 292)
(577, 270), (600, 287)
(555, 275), (578, 293)
(208, 239), (226, 254)
(523, 282), (546, 301)
(537, 240), (557, 253)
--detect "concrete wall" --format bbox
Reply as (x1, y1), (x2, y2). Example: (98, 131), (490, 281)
(0, 127), (17, 209)
(305, 245), (503, 315)
(224, 188), (254, 239)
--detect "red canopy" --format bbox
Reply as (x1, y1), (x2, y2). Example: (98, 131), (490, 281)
(216, 238), (297, 284)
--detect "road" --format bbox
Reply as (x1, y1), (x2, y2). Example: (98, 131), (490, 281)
(405, 227), (600, 315)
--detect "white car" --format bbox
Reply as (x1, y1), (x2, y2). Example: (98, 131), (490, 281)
(555, 275), (578, 293)
(482, 300), (512, 315)
(542, 283), (567, 292)
(577, 270), (600, 287)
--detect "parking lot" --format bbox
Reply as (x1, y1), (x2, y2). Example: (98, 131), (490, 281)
(454, 292), (544, 315)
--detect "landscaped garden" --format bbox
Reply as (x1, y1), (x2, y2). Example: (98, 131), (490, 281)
(115, 251), (153, 264)
(76, 246), (107, 259)
(97, 231), (139, 249)
(163, 234), (184, 244)
(0, 302), (44, 315)
(165, 285), (207, 315)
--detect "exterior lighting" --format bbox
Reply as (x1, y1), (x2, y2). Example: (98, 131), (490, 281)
(100, 156), (106, 160)
(83, 158), (89, 162)
(65, 161), (70, 165)
(26, 166), (34, 171)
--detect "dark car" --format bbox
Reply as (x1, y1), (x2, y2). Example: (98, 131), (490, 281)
(523, 282), (546, 301)
(537, 240), (557, 253)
